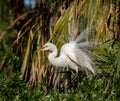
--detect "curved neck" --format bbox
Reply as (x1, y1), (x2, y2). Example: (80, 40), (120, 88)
(47, 44), (68, 67)
(50, 51), (57, 57)
(49, 44), (58, 57)
(48, 46), (58, 66)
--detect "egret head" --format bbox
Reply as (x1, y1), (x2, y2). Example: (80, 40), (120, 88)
(43, 43), (56, 51)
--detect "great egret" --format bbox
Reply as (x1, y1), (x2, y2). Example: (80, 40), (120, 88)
(43, 28), (96, 75)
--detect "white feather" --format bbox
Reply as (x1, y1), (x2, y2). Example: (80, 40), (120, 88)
(75, 27), (94, 42)
(43, 27), (96, 75)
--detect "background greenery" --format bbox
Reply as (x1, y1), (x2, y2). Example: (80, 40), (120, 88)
(0, 0), (120, 100)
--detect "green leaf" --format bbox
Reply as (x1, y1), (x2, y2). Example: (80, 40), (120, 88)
(90, 47), (108, 56)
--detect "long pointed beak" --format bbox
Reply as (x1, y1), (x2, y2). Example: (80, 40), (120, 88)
(43, 44), (48, 48)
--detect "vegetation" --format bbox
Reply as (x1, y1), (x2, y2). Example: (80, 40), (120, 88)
(0, 0), (120, 100)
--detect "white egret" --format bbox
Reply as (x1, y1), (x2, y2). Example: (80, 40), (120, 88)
(43, 28), (96, 75)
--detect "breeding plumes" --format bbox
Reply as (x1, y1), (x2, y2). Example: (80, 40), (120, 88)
(43, 28), (96, 75)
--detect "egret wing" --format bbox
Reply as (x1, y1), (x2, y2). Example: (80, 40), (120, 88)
(78, 42), (93, 48)
(75, 47), (95, 74)
(60, 43), (79, 72)
(75, 27), (94, 43)
(65, 53), (79, 73)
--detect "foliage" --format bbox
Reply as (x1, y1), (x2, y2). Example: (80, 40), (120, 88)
(0, 63), (120, 101)
(0, 72), (44, 101)
(0, 0), (120, 100)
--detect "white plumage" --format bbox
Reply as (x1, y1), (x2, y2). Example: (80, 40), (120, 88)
(43, 28), (96, 75)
